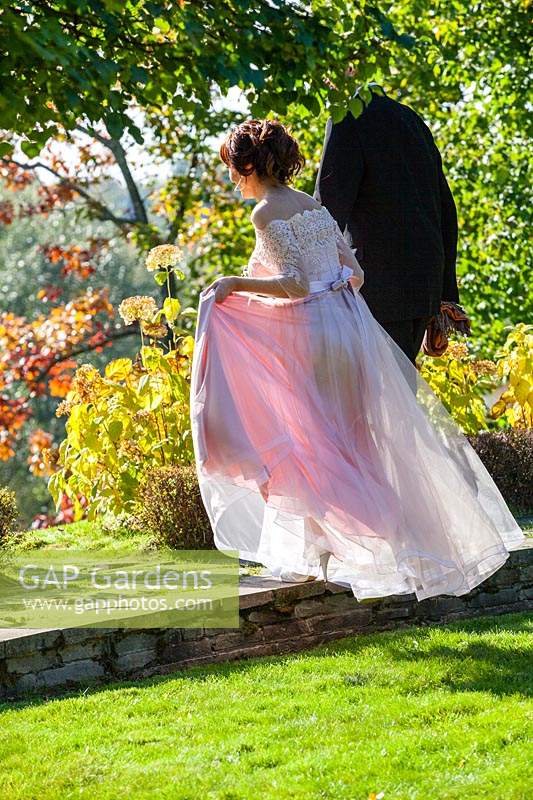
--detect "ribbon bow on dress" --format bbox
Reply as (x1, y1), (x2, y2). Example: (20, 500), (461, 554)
(308, 265), (355, 295)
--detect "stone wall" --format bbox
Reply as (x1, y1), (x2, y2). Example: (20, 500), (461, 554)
(1, 540), (531, 701)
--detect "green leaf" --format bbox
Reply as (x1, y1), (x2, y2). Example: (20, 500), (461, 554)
(330, 105), (347, 124)
(137, 374), (150, 394)
(141, 345), (164, 371)
(359, 87), (372, 105)
(368, 82), (385, 96)
(180, 307), (198, 318)
(107, 419), (123, 442)
(20, 140), (41, 158)
(154, 17), (170, 33)
(154, 271), (168, 286)
(250, 68), (265, 89)
(163, 297), (181, 323)
(106, 113), (124, 140)
(302, 95), (321, 116)
(131, 66), (149, 85)
(348, 97), (364, 119)
(147, 393), (163, 411)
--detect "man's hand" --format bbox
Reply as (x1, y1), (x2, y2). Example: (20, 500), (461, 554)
(206, 276), (239, 304)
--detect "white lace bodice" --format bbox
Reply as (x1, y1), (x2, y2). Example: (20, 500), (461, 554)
(242, 206), (356, 288)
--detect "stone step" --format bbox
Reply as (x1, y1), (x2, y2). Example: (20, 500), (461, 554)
(1, 539), (531, 700)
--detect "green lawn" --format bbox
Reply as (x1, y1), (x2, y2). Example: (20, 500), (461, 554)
(0, 611), (531, 800)
(7, 518), (156, 553)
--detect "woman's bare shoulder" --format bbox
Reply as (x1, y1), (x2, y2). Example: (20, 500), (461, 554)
(251, 191), (322, 230)
(250, 200), (272, 230)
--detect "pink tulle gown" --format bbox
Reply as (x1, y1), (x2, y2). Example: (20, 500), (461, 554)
(190, 206), (525, 601)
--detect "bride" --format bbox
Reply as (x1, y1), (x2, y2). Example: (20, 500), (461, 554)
(189, 118), (525, 602)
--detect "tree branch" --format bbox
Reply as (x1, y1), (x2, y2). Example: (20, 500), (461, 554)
(1, 157), (133, 228)
(76, 123), (148, 224)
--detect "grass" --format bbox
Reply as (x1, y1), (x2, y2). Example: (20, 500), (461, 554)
(0, 611), (531, 800)
(6, 518), (156, 553)
(4, 519), (267, 575)
(517, 515), (533, 537)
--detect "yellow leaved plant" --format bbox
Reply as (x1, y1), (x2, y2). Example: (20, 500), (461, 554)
(48, 244), (197, 521)
(489, 323), (533, 429)
(417, 340), (498, 435)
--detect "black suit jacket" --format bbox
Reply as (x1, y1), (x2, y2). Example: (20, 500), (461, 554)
(314, 91), (460, 324)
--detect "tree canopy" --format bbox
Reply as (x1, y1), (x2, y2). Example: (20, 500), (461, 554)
(0, 0), (417, 154)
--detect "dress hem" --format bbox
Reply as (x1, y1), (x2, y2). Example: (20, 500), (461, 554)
(218, 532), (525, 603)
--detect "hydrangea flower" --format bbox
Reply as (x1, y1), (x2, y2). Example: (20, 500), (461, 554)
(118, 295), (158, 325)
(145, 244), (183, 273)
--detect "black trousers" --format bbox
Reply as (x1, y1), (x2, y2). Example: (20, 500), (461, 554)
(379, 315), (431, 367)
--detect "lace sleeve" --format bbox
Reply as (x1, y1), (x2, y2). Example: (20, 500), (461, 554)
(333, 222), (365, 289)
(274, 223), (310, 299)
(254, 219), (310, 299)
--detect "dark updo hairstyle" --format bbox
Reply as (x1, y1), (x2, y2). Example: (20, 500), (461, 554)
(219, 118), (305, 185)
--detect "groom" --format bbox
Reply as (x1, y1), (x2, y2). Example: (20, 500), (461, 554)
(314, 86), (461, 367)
